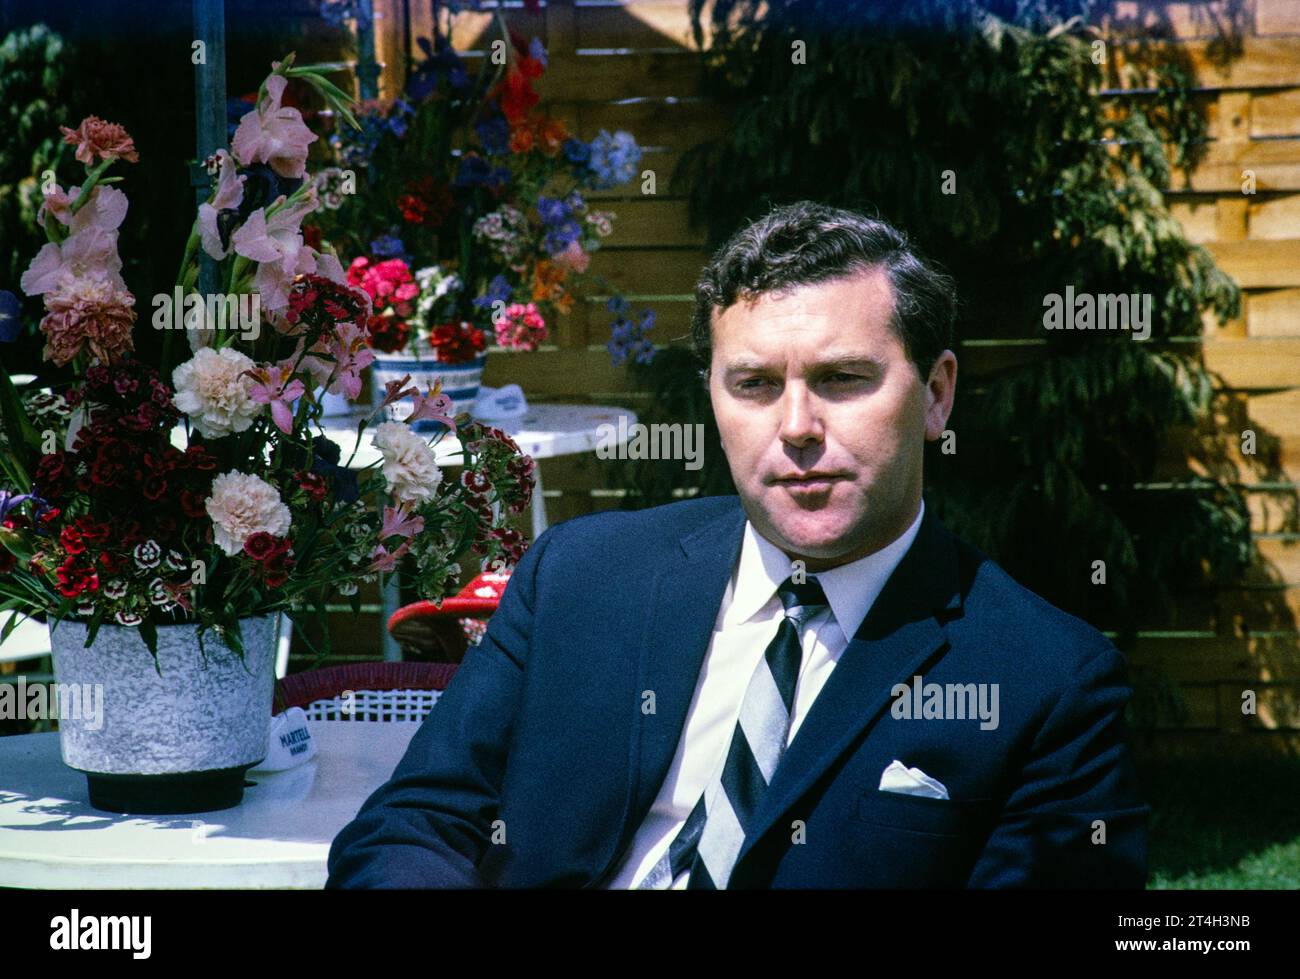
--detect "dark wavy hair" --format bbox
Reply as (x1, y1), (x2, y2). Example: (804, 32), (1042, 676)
(690, 201), (958, 380)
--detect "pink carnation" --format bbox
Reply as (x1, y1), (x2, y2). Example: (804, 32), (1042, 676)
(347, 257), (418, 316)
(494, 302), (548, 352)
(39, 274), (137, 367)
(59, 116), (139, 166)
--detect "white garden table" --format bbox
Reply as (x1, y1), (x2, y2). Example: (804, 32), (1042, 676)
(0, 719), (422, 889)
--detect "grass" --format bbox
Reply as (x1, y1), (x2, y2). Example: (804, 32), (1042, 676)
(1139, 752), (1300, 888)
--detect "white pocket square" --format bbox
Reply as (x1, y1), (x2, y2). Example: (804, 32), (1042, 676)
(878, 759), (949, 800)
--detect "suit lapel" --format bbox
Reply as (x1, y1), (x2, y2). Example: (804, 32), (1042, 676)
(732, 502), (964, 878)
(588, 497), (749, 885)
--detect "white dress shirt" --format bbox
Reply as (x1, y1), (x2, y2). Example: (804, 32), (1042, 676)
(603, 499), (926, 889)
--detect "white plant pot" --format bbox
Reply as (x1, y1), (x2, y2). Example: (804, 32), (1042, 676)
(371, 351), (487, 433)
(48, 614), (277, 814)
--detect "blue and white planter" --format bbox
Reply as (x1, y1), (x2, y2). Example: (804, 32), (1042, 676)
(371, 351), (487, 433)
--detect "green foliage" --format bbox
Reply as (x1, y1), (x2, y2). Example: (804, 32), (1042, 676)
(608, 0), (1279, 645)
(0, 23), (71, 327)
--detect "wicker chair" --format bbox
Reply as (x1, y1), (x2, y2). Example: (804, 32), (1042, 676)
(273, 661), (459, 722)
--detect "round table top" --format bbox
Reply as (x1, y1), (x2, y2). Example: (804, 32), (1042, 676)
(0, 720), (421, 889)
(171, 402), (637, 469)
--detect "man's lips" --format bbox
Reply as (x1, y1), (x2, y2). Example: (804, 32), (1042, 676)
(773, 474), (847, 489)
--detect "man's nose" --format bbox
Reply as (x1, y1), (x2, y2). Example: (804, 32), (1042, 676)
(778, 382), (823, 445)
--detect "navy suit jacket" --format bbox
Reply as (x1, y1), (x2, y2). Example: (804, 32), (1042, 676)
(327, 494), (1149, 888)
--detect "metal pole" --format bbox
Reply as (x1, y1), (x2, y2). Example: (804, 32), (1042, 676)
(355, 0), (380, 99)
(192, 0), (227, 302)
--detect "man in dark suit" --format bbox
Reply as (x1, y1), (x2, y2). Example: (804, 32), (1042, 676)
(327, 201), (1149, 888)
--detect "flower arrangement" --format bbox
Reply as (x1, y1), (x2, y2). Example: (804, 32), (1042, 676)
(309, 7), (654, 363)
(0, 56), (536, 661)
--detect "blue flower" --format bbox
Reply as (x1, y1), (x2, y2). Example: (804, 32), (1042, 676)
(606, 300), (657, 367)
(0, 291), (21, 343)
(369, 234), (408, 261)
(476, 115), (510, 156)
(563, 138), (591, 165)
(543, 220), (582, 255)
(454, 155), (492, 188)
(536, 195), (571, 226)
(586, 130), (642, 190)
(472, 274), (513, 310)
(529, 36), (548, 69)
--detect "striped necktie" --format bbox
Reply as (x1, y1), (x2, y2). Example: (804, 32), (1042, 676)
(636, 574), (829, 890)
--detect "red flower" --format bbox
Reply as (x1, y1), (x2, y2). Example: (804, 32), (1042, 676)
(56, 557), (99, 598)
(243, 532), (281, 562)
(365, 313), (412, 354)
(428, 321), (486, 364)
(295, 471), (328, 504)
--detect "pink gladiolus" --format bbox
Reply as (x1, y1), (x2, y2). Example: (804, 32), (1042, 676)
(406, 381), (458, 433)
(244, 362), (306, 434)
(231, 74), (317, 179)
(22, 186), (129, 296)
(198, 150), (247, 260)
(379, 504), (424, 541)
(231, 192), (320, 312)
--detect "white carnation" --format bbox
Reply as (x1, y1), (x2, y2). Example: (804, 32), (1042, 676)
(372, 421), (442, 505)
(205, 471), (292, 556)
(172, 346), (260, 439)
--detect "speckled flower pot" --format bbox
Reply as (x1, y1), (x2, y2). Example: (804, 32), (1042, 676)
(48, 615), (276, 814)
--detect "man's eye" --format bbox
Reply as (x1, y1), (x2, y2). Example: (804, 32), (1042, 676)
(737, 378), (772, 390)
(825, 373), (861, 383)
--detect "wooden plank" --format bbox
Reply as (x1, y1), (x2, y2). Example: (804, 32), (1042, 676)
(1205, 338), (1300, 386)
(595, 198), (708, 247)
(1168, 197), (1221, 241)
(533, 50), (704, 101)
(1251, 88), (1300, 137)
(1246, 191), (1300, 238)
(575, 0), (718, 50)
(1132, 37), (1300, 90)
(1257, 2), (1300, 35)
(587, 246), (710, 294)
(1202, 238), (1300, 286)
(1247, 287), (1300, 336)
(1107, 2), (1245, 42)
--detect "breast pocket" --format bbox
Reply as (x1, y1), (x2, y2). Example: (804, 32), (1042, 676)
(853, 788), (997, 838)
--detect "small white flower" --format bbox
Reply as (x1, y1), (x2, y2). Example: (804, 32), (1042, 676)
(172, 346), (261, 439)
(371, 421), (442, 506)
(115, 611), (143, 626)
(205, 471), (292, 556)
(165, 549), (188, 572)
(133, 539), (161, 569)
(337, 581), (358, 596)
(147, 578), (170, 606)
(104, 579), (128, 600)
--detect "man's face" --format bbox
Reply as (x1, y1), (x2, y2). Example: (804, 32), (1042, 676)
(708, 267), (956, 572)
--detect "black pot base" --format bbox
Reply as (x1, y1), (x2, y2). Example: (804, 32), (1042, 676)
(82, 764), (258, 814)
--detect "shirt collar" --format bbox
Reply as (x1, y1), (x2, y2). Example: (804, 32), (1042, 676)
(723, 498), (926, 638)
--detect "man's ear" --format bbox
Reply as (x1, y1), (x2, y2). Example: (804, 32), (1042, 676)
(923, 350), (958, 441)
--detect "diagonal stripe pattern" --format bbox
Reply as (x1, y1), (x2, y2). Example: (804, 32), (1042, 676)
(635, 575), (828, 890)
